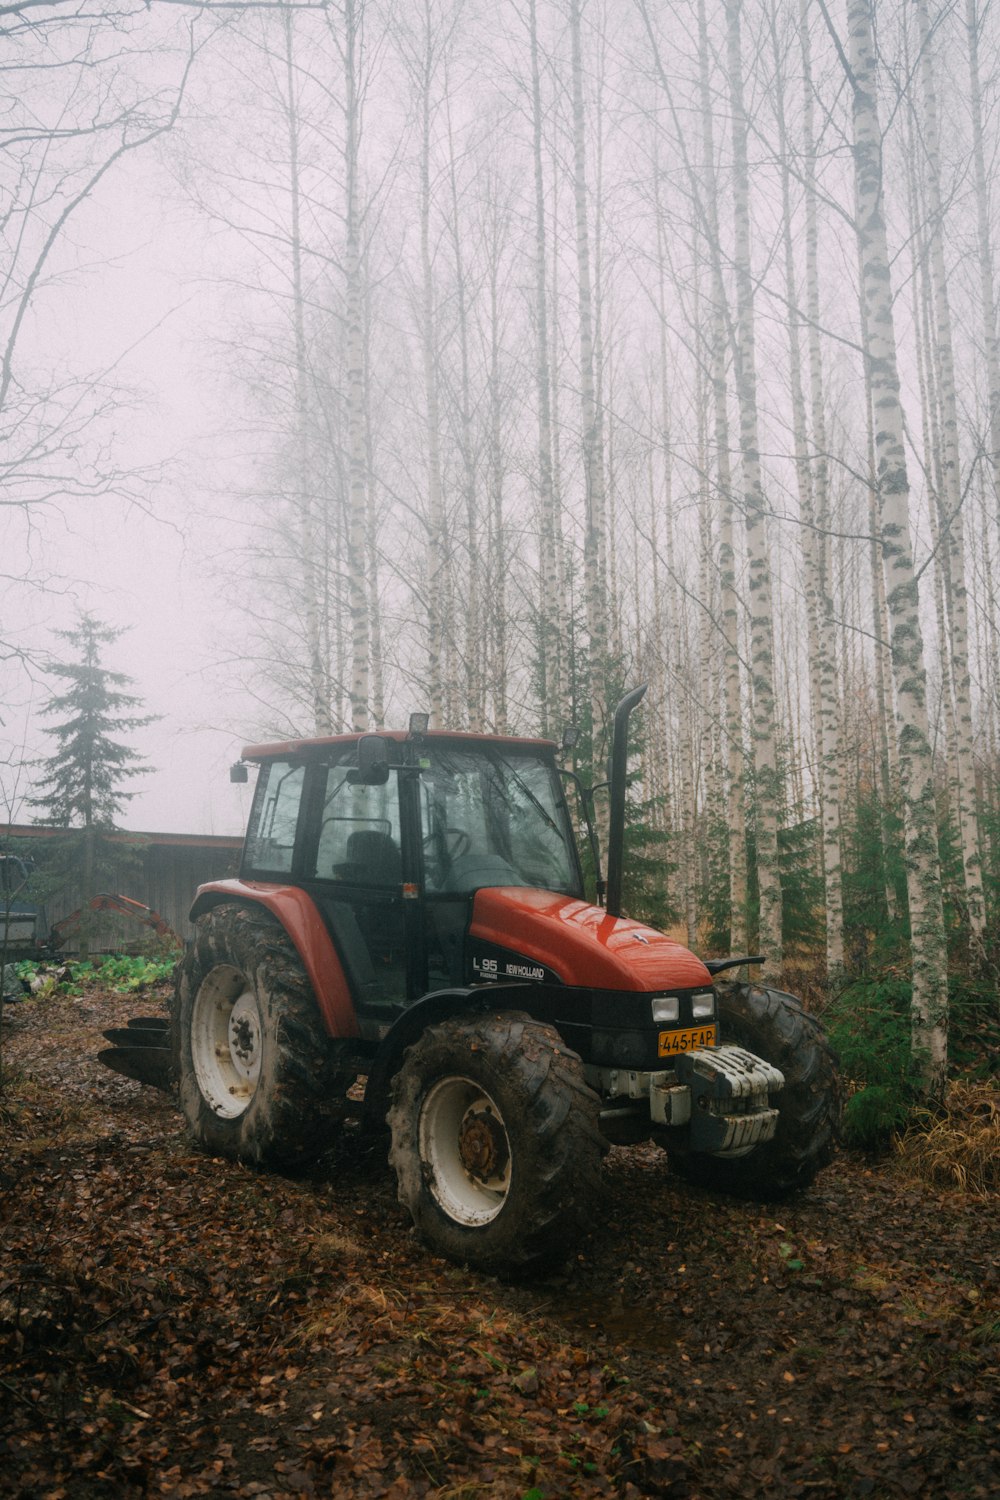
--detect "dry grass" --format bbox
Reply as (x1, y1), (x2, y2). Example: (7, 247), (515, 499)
(291, 1304), (356, 1344)
(895, 1081), (1000, 1197)
(309, 1229), (364, 1261)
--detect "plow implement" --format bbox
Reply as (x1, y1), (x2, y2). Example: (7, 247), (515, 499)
(98, 1016), (173, 1091)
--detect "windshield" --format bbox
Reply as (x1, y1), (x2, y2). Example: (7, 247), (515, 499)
(418, 745), (580, 896)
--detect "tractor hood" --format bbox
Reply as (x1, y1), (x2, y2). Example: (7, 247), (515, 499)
(469, 888), (713, 992)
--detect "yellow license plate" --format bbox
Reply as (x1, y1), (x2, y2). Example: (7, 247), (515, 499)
(658, 1024), (717, 1057)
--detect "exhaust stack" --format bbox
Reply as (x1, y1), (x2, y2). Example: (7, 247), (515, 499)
(605, 684), (647, 918)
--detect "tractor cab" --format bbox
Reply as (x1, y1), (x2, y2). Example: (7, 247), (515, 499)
(237, 729), (584, 1034)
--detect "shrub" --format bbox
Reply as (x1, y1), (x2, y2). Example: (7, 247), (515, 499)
(825, 973), (1000, 1150)
(825, 979), (917, 1149)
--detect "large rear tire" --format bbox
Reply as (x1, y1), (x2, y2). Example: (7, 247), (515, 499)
(387, 1012), (606, 1273)
(667, 982), (839, 1199)
(174, 903), (347, 1168)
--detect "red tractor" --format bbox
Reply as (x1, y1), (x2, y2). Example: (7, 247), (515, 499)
(101, 690), (838, 1273)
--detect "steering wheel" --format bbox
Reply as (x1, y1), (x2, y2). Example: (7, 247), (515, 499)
(423, 827), (472, 860)
(422, 828), (472, 886)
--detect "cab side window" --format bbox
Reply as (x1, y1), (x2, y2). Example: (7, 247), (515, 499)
(243, 761), (305, 875)
(311, 766), (402, 886)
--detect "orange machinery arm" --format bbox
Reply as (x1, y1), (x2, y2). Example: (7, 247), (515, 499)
(50, 893), (180, 947)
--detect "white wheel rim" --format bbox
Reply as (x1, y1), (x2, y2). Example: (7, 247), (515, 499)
(418, 1075), (512, 1226)
(191, 964), (263, 1119)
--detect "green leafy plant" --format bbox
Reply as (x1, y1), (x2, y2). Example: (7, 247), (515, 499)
(15, 953), (175, 997)
(778, 1241), (805, 1272)
(89, 954), (176, 990)
(825, 979), (917, 1148)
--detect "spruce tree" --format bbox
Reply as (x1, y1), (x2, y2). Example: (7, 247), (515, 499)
(29, 615), (155, 958)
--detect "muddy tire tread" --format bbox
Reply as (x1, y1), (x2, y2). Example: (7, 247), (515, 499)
(669, 982), (840, 1199)
(174, 903), (346, 1168)
(387, 1011), (606, 1273)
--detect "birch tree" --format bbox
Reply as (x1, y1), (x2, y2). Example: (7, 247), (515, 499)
(337, 0), (373, 732)
(832, 0), (949, 1095)
(771, 1), (845, 976)
(400, 0), (456, 727)
(527, 0), (563, 736)
(913, 0), (985, 950)
(281, 9), (334, 735)
(725, 0), (783, 971)
(569, 0), (609, 768)
(966, 0), (1000, 524)
(700, 0), (748, 952)
(799, 0), (846, 977)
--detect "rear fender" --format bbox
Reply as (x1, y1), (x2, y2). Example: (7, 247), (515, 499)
(362, 982), (548, 1129)
(189, 879), (360, 1040)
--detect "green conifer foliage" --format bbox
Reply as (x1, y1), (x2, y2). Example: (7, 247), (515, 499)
(29, 615), (156, 957)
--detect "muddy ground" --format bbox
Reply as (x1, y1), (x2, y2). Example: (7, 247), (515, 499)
(1, 986), (998, 1498)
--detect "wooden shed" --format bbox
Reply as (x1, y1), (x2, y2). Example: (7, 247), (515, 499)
(2, 824), (243, 952)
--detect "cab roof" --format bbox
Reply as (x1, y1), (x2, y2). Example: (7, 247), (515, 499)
(240, 729), (561, 761)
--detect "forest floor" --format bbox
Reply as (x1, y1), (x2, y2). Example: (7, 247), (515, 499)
(1, 984), (998, 1500)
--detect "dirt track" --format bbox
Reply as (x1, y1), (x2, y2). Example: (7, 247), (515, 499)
(2, 986), (998, 1498)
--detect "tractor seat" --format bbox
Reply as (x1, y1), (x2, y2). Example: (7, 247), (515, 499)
(336, 829), (402, 886)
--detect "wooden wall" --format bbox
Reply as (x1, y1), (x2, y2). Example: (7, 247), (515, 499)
(3, 827), (243, 953)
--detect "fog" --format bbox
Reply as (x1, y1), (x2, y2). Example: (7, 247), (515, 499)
(5, 0), (999, 968)
(3, 128), (257, 836)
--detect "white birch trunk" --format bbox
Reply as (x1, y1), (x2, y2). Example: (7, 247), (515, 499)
(528, 0), (559, 738)
(856, 220), (901, 923)
(698, 0), (747, 953)
(417, 4), (445, 727)
(569, 0), (609, 777)
(549, 166), (571, 731)
(775, 4), (844, 976)
(915, 0), (985, 946)
(967, 0), (1000, 527)
(444, 86), (482, 732)
(284, 11), (331, 735)
(486, 228), (508, 735)
(342, 0), (369, 732)
(847, 0), (949, 1097)
(726, 0), (782, 972)
(362, 251), (384, 728)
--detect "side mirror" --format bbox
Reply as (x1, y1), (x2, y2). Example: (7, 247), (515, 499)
(348, 734), (391, 785)
(230, 763), (249, 784)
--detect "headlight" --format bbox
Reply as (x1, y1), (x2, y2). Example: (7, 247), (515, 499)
(691, 991), (716, 1020)
(652, 995), (679, 1024)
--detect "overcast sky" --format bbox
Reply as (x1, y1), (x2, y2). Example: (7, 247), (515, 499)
(4, 133), (259, 838)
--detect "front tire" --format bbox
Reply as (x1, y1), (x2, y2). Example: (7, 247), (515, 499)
(174, 903), (346, 1168)
(667, 982), (839, 1199)
(387, 1013), (606, 1273)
